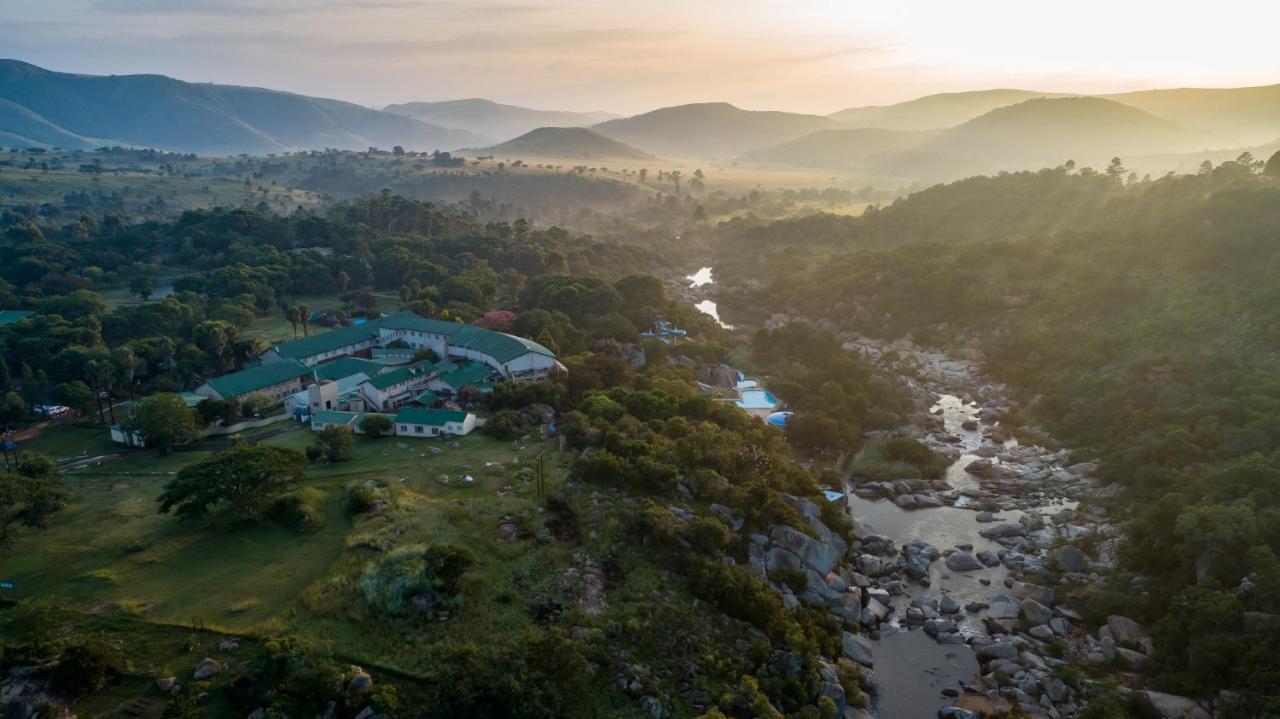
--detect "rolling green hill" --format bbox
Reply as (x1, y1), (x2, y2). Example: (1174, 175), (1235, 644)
(1104, 84), (1280, 147)
(924, 96), (1200, 168)
(593, 102), (838, 158)
(744, 127), (935, 170)
(0, 59), (485, 155)
(384, 98), (617, 146)
(478, 126), (653, 161)
(828, 89), (1073, 130)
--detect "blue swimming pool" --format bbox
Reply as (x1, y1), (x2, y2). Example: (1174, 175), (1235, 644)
(736, 389), (780, 409)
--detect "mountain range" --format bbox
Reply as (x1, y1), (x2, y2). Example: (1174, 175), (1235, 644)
(383, 99), (616, 147)
(477, 127), (652, 161)
(2, 59), (1278, 181)
(0, 59), (484, 155)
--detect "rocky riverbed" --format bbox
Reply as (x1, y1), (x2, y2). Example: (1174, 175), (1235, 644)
(812, 333), (1198, 719)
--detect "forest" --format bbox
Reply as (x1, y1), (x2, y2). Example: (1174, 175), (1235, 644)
(709, 153), (1280, 712)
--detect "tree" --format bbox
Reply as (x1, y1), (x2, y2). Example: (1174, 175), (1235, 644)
(614, 274), (666, 309)
(1105, 157), (1126, 180)
(157, 442), (306, 521)
(129, 393), (201, 454)
(286, 305), (303, 339)
(128, 273), (156, 301)
(297, 303), (311, 336)
(1265, 150), (1280, 178)
(315, 424), (353, 462)
(0, 466), (67, 552)
(359, 414), (393, 438)
(195, 397), (239, 427)
(54, 381), (95, 417)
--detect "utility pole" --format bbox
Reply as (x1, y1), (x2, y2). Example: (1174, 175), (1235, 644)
(536, 450), (546, 497)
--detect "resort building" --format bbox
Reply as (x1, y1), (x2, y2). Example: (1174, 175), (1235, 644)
(308, 408), (476, 438)
(260, 312), (559, 381)
(194, 359), (314, 402)
(393, 407), (476, 437)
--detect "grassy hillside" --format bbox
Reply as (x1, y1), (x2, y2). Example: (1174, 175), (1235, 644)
(828, 89), (1072, 130)
(1106, 84), (1280, 147)
(593, 102), (838, 158)
(744, 127), (934, 170)
(922, 96), (1201, 169)
(0, 60), (485, 154)
(480, 126), (653, 161)
(385, 99), (617, 145)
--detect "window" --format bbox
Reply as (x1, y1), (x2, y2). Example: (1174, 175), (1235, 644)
(399, 425), (408, 433)
(415, 426), (424, 434)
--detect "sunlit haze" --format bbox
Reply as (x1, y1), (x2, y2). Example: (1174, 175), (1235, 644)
(4, 0), (1278, 113)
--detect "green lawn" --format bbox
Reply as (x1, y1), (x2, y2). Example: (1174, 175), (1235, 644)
(7, 429), (564, 641)
(19, 423), (120, 463)
(243, 292), (346, 346)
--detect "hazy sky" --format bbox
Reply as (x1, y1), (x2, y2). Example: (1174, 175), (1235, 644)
(4, 0), (1279, 114)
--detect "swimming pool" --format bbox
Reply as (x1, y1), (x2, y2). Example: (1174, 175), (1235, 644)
(736, 389), (780, 409)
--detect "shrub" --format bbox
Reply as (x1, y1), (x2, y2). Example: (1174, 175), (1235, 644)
(683, 515), (732, 554)
(881, 436), (949, 478)
(267, 490), (325, 533)
(345, 484), (377, 515)
(51, 638), (126, 695)
(316, 424), (353, 461)
(768, 567), (808, 595)
(481, 409), (524, 440)
(359, 414), (393, 437)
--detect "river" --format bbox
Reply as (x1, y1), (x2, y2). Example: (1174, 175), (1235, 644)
(686, 266), (733, 329)
(686, 265), (1098, 719)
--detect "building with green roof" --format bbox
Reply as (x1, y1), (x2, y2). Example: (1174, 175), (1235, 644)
(260, 321), (382, 366)
(393, 407), (476, 437)
(310, 410), (358, 431)
(313, 357), (383, 382)
(257, 311), (559, 381)
(195, 359), (313, 401)
(426, 361), (496, 396)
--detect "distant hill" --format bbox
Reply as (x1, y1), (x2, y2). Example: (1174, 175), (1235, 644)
(922, 96), (1201, 168)
(744, 127), (934, 169)
(0, 59), (485, 155)
(829, 89), (1074, 131)
(478, 126), (652, 161)
(384, 98), (617, 146)
(593, 102), (838, 158)
(1104, 84), (1280, 147)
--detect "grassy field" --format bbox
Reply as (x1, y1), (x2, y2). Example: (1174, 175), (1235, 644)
(5, 428), (566, 641)
(0, 166), (319, 217)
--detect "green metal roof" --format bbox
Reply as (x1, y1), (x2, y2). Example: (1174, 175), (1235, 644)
(311, 410), (357, 425)
(314, 357), (383, 381)
(436, 362), (496, 389)
(394, 407), (471, 426)
(266, 311), (555, 366)
(381, 312), (554, 363)
(365, 366), (423, 391)
(0, 310), (34, 325)
(206, 360), (312, 398)
(269, 322), (379, 360)
(449, 325), (555, 363)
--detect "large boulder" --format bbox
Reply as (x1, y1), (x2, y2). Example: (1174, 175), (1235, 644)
(978, 523), (1026, 540)
(193, 657), (221, 680)
(1053, 545), (1088, 573)
(1139, 691), (1211, 719)
(944, 552), (984, 572)
(841, 631), (874, 668)
(770, 525), (841, 575)
(1019, 598), (1052, 627)
(1106, 615), (1147, 646)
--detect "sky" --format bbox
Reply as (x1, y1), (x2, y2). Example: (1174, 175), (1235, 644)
(3, 0), (1279, 115)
